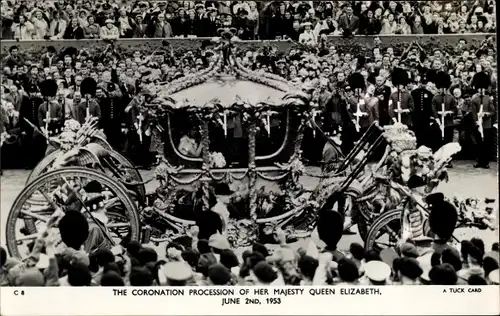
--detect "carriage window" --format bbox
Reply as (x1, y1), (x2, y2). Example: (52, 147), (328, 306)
(255, 109), (290, 163)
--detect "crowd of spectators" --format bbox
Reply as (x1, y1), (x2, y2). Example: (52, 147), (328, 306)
(1, 1), (497, 41)
(1, 30), (496, 169)
(0, 207), (499, 286)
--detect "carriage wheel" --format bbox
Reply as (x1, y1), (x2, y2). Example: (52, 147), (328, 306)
(26, 150), (145, 201)
(364, 209), (402, 252)
(26, 150), (60, 185)
(6, 167), (140, 259)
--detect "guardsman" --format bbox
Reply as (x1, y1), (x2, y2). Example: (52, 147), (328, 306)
(347, 73), (377, 140)
(37, 79), (64, 153)
(411, 79), (434, 147)
(19, 83), (44, 167)
(431, 71), (457, 155)
(470, 72), (496, 169)
(388, 68), (414, 127)
(77, 78), (101, 125)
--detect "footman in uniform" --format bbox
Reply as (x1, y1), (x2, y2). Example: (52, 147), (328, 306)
(411, 79), (434, 147)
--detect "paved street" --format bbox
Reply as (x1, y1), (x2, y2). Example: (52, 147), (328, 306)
(1, 161), (498, 256)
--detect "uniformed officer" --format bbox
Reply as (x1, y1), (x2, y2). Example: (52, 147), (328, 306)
(124, 89), (153, 168)
(374, 75), (392, 126)
(470, 72), (496, 169)
(76, 78), (101, 125)
(37, 79), (64, 154)
(347, 73), (378, 141)
(411, 79), (434, 147)
(362, 260), (392, 285)
(19, 83), (44, 167)
(388, 68), (414, 127)
(160, 261), (195, 286)
(97, 86), (123, 150)
(431, 71), (458, 154)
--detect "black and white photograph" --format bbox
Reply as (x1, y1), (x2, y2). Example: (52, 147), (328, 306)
(0, 0), (499, 314)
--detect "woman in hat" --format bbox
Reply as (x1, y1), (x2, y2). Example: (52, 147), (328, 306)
(100, 19), (119, 39)
(29, 9), (49, 39)
(298, 21), (316, 46)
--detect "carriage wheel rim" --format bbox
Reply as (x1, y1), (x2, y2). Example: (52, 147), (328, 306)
(7, 167), (140, 259)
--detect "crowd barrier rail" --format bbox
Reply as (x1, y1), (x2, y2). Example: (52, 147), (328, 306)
(1, 33), (496, 55)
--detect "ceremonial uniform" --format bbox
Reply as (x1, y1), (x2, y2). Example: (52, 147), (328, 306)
(388, 90), (414, 127)
(374, 84), (391, 126)
(19, 95), (44, 167)
(99, 96), (124, 150)
(470, 93), (496, 167)
(125, 97), (151, 167)
(76, 99), (101, 125)
(431, 93), (457, 147)
(411, 87), (434, 147)
(347, 95), (379, 138)
(37, 100), (64, 137)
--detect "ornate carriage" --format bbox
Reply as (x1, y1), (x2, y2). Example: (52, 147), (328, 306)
(5, 40), (496, 259)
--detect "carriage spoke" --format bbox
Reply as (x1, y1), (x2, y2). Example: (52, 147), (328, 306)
(106, 223), (131, 228)
(16, 233), (39, 241)
(19, 209), (49, 222)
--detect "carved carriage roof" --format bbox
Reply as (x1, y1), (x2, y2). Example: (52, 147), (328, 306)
(150, 49), (313, 112)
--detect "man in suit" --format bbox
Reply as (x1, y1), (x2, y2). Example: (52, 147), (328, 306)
(411, 79), (434, 148)
(194, 3), (208, 37)
(206, 7), (219, 37)
(4, 84), (23, 111)
(470, 72), (496, 169)
(151, 14), (172, 38)
(338, 4), (359, 35)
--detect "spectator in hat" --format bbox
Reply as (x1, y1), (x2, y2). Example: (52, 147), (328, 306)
(131, 15), (148, 38)
(100, 19), (119, 40)
(298, 22), (316, 46)
(362, 260), (391, 285)
(160, 261), (194, 286)
(488, 269), (499, 285)
(30, 9), (49, 40)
